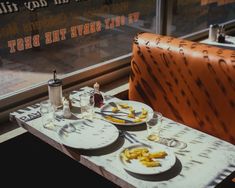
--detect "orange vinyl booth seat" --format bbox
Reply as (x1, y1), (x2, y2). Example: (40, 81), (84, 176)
(129, 32), (235, 144)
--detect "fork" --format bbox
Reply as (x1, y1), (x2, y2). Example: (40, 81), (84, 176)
(108, 101), (142, 116)
(120, 130), (151, 147)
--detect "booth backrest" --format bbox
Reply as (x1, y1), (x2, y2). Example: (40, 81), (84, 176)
(129, 33), (235, 144)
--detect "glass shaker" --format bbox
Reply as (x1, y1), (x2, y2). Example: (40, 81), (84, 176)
(48, 70), (63, 108)
(209, 24), (219, 41)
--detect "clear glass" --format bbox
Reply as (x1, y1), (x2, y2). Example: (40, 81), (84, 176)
(40, 100), (55, 130)
(80, 92), (94, 119)
(146, 111), (163, 142)
(146, 111), (188, 149)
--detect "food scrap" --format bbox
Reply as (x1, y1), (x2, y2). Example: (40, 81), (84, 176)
(119, 103), (129, 109)
(133, 118), (142, 123)
(121, 147), (167, 167)
(104, 102), (149, 124)
(105, 116), (125, 123)
(112, 107), (120, 113)
(142, 108), (148, 115)
(139, 108), (148, 119)
(128, 112), (135, 118)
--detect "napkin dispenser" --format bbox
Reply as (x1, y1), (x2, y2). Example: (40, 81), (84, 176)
(48, 70), (62, 108)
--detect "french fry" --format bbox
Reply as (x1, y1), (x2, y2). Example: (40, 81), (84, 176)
(105, 116), (125, 123)
(124, 149), (131, 158)
(141, 160), (161, 167)
(129, 106), (135, 113)
(139, 114), (147, 119)
(121, 153), (130, 162)
(119, 103), (129, 108)
(138, 156), (152, 162)
(141, 108), (148, 115)
(112, 107), (119, 113)
(121, 147), (167, 168)
(133, 118), (142, 123)
(128, 112), (135, 118)
(149, 151), (167, 158)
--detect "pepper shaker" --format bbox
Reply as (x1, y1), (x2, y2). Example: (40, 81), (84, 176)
(217, 25), (225, 43)
(48, 70), (63, 108)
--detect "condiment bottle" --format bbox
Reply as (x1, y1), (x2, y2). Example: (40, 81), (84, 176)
(48, 70), (63, 108)
(209, 24), (219, 41)
(62, 98), (72, 118)
(217, 25), (225, 43)
(93, 82), (104, 107)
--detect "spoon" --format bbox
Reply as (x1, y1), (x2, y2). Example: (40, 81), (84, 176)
(62, 123), (81, 134)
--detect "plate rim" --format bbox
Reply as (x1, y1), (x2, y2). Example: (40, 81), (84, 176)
(57, 119), (119, 150)
(118, 143), (176, 175)
(100, 100), (153, 126)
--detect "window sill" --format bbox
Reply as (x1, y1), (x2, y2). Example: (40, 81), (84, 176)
(0, 78), (129, 143)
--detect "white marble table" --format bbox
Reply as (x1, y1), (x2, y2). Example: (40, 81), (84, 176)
(10, 87), (235, 188)
(201, 35), (235, 50)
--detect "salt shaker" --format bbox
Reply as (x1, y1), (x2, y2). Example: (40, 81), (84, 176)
(62, 98), (72, 118)
(209, 24), (219, 41)
(48, 70), (63, 108)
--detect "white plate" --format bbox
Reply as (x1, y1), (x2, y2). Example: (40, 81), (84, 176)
(57, 119), (119, 150)
(118, 143), (176, 175)
(100, 100), (153, 126)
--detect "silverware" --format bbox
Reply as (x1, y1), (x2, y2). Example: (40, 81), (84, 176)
(101, 110), (142, 116)
(95, 111), (135, 123)
(120, 130), (151, 147)
(95, 111), (126, 117)
(61, 123), (81, 134)
(119, 130), (134, 143)
(82, 121), (93, 127)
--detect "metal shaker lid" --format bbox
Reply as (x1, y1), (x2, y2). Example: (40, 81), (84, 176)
(48, 70), (62, 87)
(210, 24), (219, 28)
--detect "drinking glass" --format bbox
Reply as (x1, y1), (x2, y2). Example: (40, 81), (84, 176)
(146, 111), (188, 149)
(146, 111), (163, 142)
(80, 92), (94, 119)
(40, 100), (55, 130)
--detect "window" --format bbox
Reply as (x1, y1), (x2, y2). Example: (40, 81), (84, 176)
(1, 0), (235, 121)
(165, 0), (235, 37)
(0, 0), (157, 100)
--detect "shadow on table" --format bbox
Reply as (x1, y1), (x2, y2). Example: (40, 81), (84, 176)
(67, 136), (125, 157)
(62, 122), (147, 157)
(116, 123), (147, 132)
(126, 157), (182, 181)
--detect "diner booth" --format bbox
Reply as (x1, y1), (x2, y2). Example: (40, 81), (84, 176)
(1, 0), (235, 187)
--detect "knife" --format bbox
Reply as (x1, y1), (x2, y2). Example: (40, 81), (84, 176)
(95, 111), (126, 116)
(95, 111), (135, 123)
(99, 110), (142, 116)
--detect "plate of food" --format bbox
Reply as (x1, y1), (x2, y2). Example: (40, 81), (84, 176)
(118, 143), (176, 175)
(57, 119), (119, 150)
(99, 100), (153, 126)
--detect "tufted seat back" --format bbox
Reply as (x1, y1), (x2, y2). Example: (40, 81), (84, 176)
(129, 33), (235, 144)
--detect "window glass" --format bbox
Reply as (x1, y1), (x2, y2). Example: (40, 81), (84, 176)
(0, 0), (156, 97)
(167, 0), (235, 37)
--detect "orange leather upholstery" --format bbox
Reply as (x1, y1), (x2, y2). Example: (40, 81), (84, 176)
(129, 32), (235, 144)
